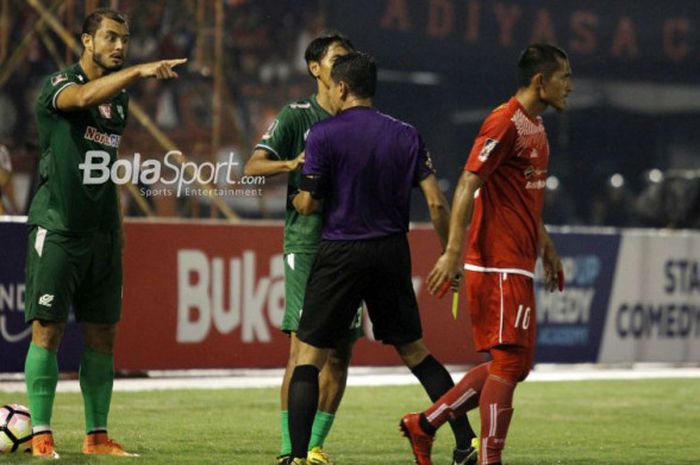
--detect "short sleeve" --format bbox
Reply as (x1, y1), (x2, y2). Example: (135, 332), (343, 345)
(254, 106), (295, 160)
(465, 111), (517, 182)
(302, 124), (329, 178)
(37, 70), (81, 114)
(414, 133), (436, 184)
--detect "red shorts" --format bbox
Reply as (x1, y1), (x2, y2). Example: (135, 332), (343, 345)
(465, 270), (536, 352)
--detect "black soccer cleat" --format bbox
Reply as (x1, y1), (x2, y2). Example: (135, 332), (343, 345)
(452, 437), (479, 465)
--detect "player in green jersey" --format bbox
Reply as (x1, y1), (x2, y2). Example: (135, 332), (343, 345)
(245, 34), (359, 465)
(24, 8), (186, 459)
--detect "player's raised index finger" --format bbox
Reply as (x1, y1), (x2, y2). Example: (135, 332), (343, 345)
(166, 58), (188, 67)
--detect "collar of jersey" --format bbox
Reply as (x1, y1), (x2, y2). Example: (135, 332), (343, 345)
(310, 94), (332, 117)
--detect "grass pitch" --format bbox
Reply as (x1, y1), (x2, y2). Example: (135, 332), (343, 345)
(1, 378), (699, 464)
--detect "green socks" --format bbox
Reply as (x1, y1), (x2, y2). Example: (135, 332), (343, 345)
(280, 410), (291, 455)
(79, 347), (114, 433)
(309, 411), (335, 450)
(280, 410), (336, 454)
(24, 343), (58, 431)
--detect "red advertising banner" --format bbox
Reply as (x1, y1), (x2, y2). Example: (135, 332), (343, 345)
(116, 220), (482, 370)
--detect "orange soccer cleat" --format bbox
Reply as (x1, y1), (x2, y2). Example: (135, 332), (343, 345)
(82, 431), (138, 456)
(32, 431), (60, 459)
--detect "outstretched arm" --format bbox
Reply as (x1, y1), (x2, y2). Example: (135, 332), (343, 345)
(56, 58), (187, 111)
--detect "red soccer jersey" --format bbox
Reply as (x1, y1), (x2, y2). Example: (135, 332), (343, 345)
(464, 97), (550, 275)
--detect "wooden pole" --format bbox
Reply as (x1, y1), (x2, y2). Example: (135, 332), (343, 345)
(64, 0), (74, 65)
(85, 0), (97, 15)
(0, 0), (9, 64)
(210, 0), (224, 217)
(195, 0), (206, 70)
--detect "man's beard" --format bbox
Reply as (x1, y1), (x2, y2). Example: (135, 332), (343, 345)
(93, 51), (124, 72)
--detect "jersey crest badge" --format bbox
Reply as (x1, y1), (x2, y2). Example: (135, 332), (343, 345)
(50, 74), (68, 86)
(478, 138), (498, 162)
(98, 103), (112, 119)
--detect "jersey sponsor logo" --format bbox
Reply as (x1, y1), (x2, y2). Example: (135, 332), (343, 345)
(525, 180), (546, 190)
(84, 126), (121, 148)
(98, 103), (112, 119)
(262, 119), (279, 140)
(50, 74), (68, 86)
(478, 138), (499, 162)
(38, 294), (54, 307)
(524, 165), (547, 190)
(524, 165), (547, 179)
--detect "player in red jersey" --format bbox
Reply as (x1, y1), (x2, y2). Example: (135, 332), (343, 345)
(400, 44), (572, 465)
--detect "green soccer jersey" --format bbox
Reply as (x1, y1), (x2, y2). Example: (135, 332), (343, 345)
(255, 95), (331, 254)
(28, 63), (129, 234)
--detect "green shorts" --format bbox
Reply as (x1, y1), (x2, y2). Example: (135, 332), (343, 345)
(24, 226), (122, 324)
(283, 252), (363, 340)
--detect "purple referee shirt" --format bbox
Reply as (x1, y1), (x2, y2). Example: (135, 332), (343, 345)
(303, 106), (435, 240)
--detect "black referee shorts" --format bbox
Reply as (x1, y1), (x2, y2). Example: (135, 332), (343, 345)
(297, 234), (422, 348)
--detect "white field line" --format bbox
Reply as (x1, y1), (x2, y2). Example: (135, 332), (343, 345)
(1, 365), (699, 393)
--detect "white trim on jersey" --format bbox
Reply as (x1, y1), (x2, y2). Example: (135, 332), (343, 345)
(254, 143), (282, 160)
(52, 82), (77, 111)
(464, 263), (535, 279)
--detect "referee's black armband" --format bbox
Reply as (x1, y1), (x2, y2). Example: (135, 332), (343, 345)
(300, 174), (327, 200)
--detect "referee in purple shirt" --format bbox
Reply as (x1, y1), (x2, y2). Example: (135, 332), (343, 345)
(287, 52), (477, 465)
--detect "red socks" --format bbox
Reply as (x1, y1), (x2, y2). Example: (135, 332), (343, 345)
(423, 362), (490, 428)
(478, 375), (515, 464)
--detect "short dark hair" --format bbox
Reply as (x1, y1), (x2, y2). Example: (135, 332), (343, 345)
(304, 32), (355, 77)
(517, 43), (568, 88)
(331, 52), (377, 99)
(82, 8), (128, 36)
